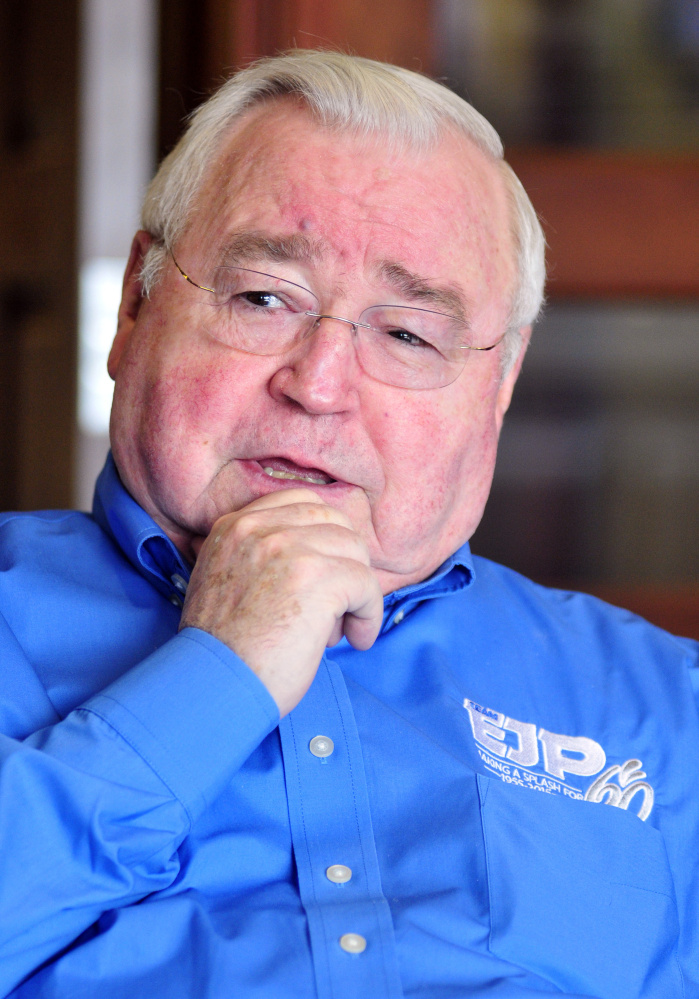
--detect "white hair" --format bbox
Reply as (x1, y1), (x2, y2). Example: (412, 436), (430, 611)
(140, 50), (545, 375)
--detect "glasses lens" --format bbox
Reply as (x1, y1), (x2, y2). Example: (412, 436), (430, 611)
(357, 306), (470, 389)
(205, 267), (318, 354)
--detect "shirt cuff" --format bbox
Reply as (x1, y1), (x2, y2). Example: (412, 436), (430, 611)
(82, 628), (280, 823)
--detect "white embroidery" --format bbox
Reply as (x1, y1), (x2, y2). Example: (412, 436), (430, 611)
(584, 760), (654, 821)
(463, 700), (654, 821)
(538, 728), (607, 781)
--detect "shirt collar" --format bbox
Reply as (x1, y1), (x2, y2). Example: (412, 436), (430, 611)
(92, 453), (192, 605)
(379, 543), (474, 634)
(92, 453), (475, 618)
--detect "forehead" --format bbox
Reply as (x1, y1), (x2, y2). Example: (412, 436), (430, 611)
(186, 102), (515, 308)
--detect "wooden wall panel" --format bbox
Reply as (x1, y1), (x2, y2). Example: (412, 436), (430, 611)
(507, 150), (699, 298)
(159, 0), (434, 156)
(0, 0), (78, 510)
(205, 0), (434, 77)
(583, 585), (699, 641)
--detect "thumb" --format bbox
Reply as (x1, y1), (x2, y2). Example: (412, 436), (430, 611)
(342, 586), (384, 651)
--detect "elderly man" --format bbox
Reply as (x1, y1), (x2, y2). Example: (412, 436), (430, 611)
(0, 51), (696, 999)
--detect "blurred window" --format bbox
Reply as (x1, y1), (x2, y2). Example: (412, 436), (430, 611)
(76, 0), (156, 508)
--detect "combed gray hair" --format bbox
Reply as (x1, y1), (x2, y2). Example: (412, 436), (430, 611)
(140, 50), (545, 375)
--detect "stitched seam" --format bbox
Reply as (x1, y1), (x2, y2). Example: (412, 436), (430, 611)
(327, 664), (394, 997)
(677, 957), (686, 999)
(477, 776), (497, 953)
(286, 712), (335, 999)
(0, 612), (64, 723)
(327, 668), (369, 888)
(344, 675), (474, 770)
(608, 879), (674, 901)
(80, 705), (193, 830)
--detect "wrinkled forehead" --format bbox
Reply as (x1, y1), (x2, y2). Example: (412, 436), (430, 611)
(182, 100), (517, 307)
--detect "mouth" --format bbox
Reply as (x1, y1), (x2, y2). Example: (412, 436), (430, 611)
(256, 457), (337, 486)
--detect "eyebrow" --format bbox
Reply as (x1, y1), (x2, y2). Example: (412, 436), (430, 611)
(215, 231), (471, 323)
(377, 261), (471, 324)
(217, 230), (325, 267)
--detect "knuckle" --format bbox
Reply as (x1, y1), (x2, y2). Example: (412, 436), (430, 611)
(255, 529), (291, 562)
(205, 512), (246, 549)
(284, 548), (324, 586)
(228, 508), (271, 545)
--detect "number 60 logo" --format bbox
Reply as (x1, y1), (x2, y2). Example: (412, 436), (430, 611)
(584, 759), (654, 821)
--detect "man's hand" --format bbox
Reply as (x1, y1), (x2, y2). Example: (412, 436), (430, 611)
(179, 489), (384, 717)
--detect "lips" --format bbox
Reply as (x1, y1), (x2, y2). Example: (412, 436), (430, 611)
(256, 457), (337, 486)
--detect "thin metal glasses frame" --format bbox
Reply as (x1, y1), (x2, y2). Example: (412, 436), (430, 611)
(170, 253), (505, 355)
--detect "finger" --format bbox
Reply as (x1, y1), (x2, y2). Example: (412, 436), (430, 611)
(343, 602), (383, 651)
(193, 514), (340, 568)
(234, 501), (355, 535)
(265, 524), (374, 568)
(192, 489), (334, 560)
(236, 486), (328, 513)
(344, 614), (382, 652)
(333, 560), (384, 651)
(209, 495), (355, 542)
(326, 618), (344, 648)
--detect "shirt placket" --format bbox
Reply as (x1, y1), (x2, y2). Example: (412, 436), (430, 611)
(279, 657), (404, 999)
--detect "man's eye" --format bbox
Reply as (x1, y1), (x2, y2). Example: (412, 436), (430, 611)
(240, 290), (287, 310)
(386, 327), (431, 348)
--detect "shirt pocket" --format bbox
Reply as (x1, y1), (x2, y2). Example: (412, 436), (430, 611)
(477, 774), (682, 999)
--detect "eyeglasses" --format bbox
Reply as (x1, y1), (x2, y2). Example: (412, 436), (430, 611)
(171, 253), (505, 390)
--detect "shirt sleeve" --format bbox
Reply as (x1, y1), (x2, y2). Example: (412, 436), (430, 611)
(0, 619), (279, 996)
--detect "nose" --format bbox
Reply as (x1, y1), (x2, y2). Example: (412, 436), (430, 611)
(268, 316), (362, 414)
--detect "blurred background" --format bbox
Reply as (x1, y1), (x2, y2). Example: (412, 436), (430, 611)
(0, 0), (697, 634)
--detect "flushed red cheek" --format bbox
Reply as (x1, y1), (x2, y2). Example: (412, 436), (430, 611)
(148, 357), (235, 437)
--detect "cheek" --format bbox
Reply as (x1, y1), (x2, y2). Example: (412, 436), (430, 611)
(146, 350), (247, 446)
(372, 374), (503, 538)
(431, 412), (500, 507)
(135, 355), (259, 517)
(156, 362), (222, 429)
(382, 373), (501, 480)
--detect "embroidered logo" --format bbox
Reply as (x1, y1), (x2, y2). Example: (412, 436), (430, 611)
(463, 699), (654, 821)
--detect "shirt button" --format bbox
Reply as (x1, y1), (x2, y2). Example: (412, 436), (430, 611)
(169, 594), (183, 607)
(171, 573), (188, 594)
(339, 933), (366, 954)
(309, 735), (334, 758)
(393, 609), (404, 624)
(326, 864), (352, 884)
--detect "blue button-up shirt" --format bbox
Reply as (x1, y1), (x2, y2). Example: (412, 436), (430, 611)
(0, 456), (698, 998)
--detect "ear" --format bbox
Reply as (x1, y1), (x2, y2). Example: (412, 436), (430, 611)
(494, 325), (531, 432)
(107, 231), (154, 379)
